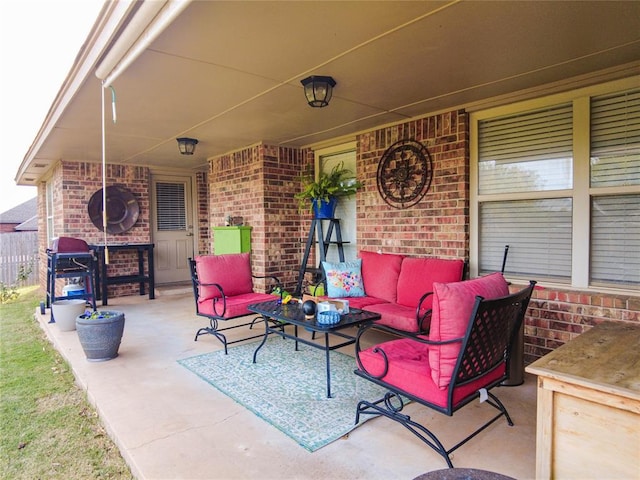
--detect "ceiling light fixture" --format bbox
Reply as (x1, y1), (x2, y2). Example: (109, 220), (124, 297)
(300, 75), (336, 108)
(177, 137), (198, 155)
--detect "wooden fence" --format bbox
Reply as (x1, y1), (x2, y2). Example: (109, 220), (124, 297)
(0, 232), (40, 286)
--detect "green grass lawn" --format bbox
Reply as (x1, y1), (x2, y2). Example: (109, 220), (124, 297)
(0, 287), (132, 479)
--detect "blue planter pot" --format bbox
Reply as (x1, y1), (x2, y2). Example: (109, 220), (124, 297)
(312, 197), (338, 219)
(76, 311), (125, 361)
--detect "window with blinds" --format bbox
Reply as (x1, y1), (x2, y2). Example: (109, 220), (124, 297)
(475, 83), (639, 290)
(479, 199), (572, 280)
(590, 89), (640, 187)
(478, 104), (573, 194)
(590, 88), (640, 286)
(155, 182), (186, 231)
(591, 194), (640, 286)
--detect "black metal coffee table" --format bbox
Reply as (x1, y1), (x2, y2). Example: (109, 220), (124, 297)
(248, 300), (380, 398)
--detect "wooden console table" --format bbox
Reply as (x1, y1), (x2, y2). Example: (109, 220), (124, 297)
(525, 321), (640, 479)
(91, 243), (155, 306)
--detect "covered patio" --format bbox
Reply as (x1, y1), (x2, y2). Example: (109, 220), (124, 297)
(36, 290), (536, 479)
(13, 2), (639, 476)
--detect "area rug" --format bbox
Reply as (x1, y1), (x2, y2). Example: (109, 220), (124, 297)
(178, 337), (388, 451)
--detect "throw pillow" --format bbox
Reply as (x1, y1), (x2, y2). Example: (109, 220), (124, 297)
(322, 259), (366, 298)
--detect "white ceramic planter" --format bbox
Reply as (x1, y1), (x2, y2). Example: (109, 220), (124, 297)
(51, 299), (87, 331)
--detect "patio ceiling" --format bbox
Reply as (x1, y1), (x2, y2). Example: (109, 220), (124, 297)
(16, 0), (640, 185)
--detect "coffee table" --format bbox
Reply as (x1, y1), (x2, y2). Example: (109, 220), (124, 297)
(248, 299), (381, 398)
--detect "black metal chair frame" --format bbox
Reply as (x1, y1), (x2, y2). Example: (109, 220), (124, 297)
(189, 258), (283, 354)
(354, 281), (536, 468)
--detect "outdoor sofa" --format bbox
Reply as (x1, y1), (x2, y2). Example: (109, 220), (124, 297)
(320, 250), (465, 334)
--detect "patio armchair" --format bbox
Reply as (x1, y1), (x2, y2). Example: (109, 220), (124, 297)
(189, 253), (281, 354)
(354, 273), (536, 468)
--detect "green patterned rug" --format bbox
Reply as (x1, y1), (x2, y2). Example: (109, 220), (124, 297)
(178, 336), (388, 451)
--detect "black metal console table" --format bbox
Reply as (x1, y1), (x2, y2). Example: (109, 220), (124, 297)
(90, 243), (155, 306)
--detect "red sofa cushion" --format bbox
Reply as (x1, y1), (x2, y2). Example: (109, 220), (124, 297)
(357, 337), (505, 408)
(359, 250), (405, 303)
(338, 296), (389, 310)
(396, 257), (465, 309)
(366, 303), (424, 333)
(429, 272), (509, 389)
(195, 253), (254, 301)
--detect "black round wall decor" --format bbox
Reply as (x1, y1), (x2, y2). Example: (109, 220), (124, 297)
(88, 186), (140, 234)
(376, 139), (433, 209)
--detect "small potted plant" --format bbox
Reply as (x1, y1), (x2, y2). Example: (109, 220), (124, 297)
(76, 309), (125, 361)
(294, 161), (363, 218)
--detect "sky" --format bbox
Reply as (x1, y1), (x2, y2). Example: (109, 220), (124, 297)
(0, 0), (103, 213)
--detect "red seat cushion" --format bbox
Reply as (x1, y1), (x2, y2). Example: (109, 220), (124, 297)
(197, 292), (274, 319)
(333, 296), (389, 310)
(195, 253), (254, 301)
(396, 257), (465, 309)
(357, 337), (505, 408)
(366, 303), (424, 333)
(359, 250), (405, 303)
(428, 272), (509, 389)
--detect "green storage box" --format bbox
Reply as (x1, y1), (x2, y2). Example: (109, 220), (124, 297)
(213, 226), (252, 254)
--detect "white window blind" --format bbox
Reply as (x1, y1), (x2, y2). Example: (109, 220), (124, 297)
(478, 104), (573, 194)
(590, 88), (640, 187)
(156, 182), (186, 231)
(591, 194), (640, 286)
(479, 199), (572, 280)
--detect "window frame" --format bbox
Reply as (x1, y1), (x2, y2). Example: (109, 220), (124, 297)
(470, 76), (640, 293)
(46, 179), (55, 247)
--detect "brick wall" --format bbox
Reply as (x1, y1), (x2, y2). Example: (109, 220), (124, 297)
(521, 284), (640, 364)
(209, 143), (308, 292)
(39, 161), (151, 299)
(356, 110), (468, 259)
(195, 172), (209, 255)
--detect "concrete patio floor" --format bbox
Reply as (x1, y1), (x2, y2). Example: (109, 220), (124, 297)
(36, 290), (537, 480)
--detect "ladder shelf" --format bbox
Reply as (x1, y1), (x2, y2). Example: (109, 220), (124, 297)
(295, 218), (348, 296)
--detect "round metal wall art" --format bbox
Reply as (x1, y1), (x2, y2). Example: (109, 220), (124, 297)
(376, 139), (433, 209)
(88, 186), (140, 234)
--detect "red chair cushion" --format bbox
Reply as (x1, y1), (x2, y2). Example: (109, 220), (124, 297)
(429, 272), (509, 389)
(396, 257), (465, 309)
(195, 253), (254, 301)
(358, 337), (505, 408)
(359, 250), (405, 303)
(197, 292), (274, 319)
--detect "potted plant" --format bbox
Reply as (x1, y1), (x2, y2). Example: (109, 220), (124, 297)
(294, 161), (363, 218)
(76, 309), (125, 361)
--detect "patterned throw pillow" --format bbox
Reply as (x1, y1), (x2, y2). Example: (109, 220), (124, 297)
(321, 259), (366, 298)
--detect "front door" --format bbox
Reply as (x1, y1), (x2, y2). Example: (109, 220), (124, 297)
(151, 175), (195, 284)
